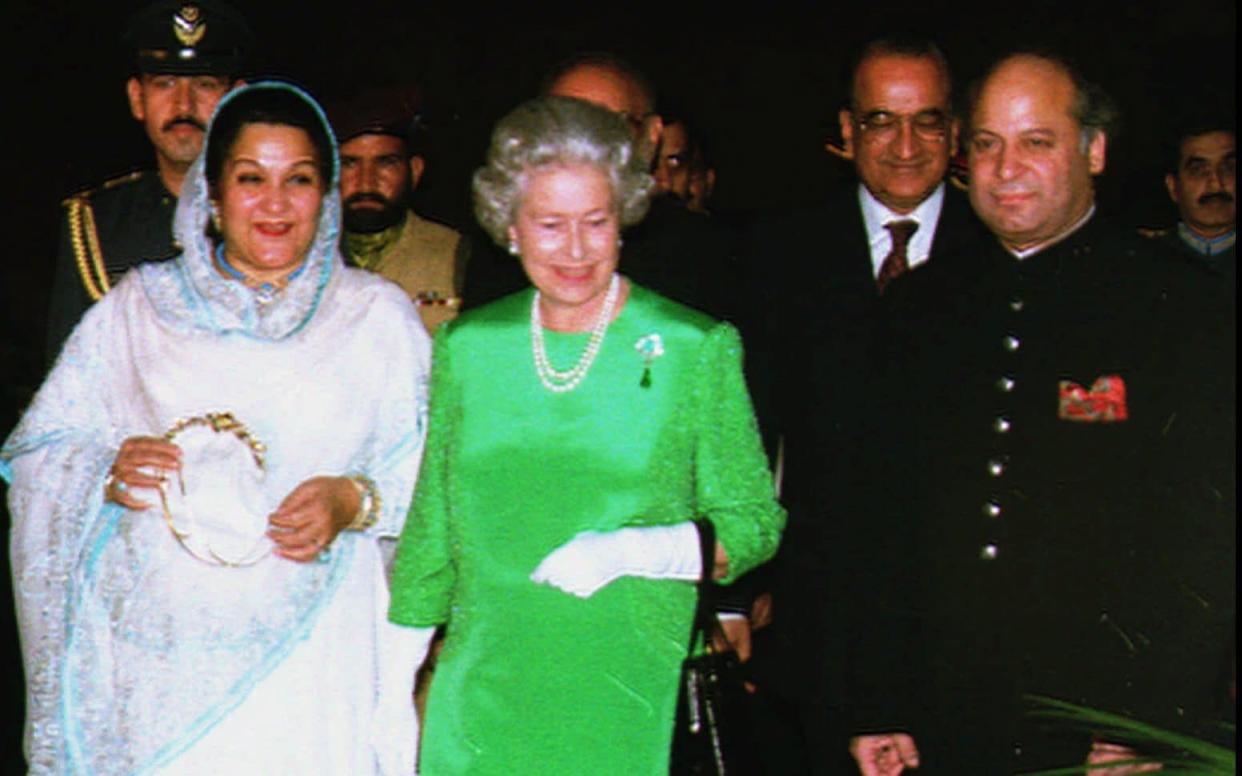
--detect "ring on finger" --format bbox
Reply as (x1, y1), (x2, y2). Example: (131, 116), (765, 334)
(103, 473), (128, 498)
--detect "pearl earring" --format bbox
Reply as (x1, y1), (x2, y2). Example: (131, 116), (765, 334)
(210, 204), (222, 233)
(508, 240), (520, 257)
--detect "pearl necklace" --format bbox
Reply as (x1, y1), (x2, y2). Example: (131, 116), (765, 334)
(530, 273), (620, 393)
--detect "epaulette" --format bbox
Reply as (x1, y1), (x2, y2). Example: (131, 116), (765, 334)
(60, 169), (146, 206)
(1137, 225), (1171, 240)
(59, 171), (146, 302)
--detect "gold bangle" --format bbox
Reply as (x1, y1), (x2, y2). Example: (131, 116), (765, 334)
(346, 475), (380, 532)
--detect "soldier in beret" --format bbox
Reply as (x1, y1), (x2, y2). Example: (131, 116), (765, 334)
(330, 86), (469, 334)
(46, 0), (252, 363)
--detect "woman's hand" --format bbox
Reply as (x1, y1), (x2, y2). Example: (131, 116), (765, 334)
(267, 476), (361, 563)
(531, 522), (706, 597)
(106, 436), (182, 510)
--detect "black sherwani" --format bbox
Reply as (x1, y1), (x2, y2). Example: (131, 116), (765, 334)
(860, 214), (1235, 772)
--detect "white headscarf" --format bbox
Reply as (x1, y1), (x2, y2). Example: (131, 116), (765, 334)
(144, 80), (344, 340)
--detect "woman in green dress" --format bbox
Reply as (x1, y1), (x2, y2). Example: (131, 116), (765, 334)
(388, 96), (785, 775)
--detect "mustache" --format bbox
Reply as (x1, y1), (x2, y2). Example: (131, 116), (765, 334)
(161, 116), (206, 133)
(344, 192), (395, 208)
(1198, 191), (1234, 206)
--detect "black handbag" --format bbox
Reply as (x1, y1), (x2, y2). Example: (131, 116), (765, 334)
(668, 520), (748, 775)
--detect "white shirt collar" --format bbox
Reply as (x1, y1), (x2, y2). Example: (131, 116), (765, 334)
(1008, 204), (1096, 260)
(858, 182), (946, 277)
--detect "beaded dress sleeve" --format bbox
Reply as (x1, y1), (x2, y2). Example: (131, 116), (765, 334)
(389, 324), (459, 626)
(691, 323), (785, 582)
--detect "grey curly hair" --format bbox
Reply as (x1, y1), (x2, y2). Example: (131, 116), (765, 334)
(473, 96), (655, 246)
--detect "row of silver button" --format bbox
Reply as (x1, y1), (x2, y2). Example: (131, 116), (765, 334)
(982, 300), (1025, 561)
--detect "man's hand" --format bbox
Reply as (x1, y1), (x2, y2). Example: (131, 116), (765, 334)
(850, 733), (919, 776)
(1086, 741), (1162, 775)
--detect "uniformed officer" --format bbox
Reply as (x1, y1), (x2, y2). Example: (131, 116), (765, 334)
(46, 0), (252, 363)
(329, 86), (469, 334)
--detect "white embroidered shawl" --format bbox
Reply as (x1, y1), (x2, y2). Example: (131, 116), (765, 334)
(2, 82), (431, 773)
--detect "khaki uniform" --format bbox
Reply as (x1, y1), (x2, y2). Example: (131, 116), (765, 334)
(345, 211), (468, 334)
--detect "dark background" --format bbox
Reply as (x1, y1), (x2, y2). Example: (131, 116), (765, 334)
(0, 0), (1234, 769)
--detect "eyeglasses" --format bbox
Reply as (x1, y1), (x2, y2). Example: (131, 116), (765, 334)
(855, 109), (951, 142)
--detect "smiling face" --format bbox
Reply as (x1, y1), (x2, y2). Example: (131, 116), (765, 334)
(213, 123), (326, 284)
(967, 55), (1105, 252)
(840, 54), (956, 214)
(507, 163), (620, 331)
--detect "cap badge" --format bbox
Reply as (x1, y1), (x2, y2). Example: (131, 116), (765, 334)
(173, 4), (206, 47)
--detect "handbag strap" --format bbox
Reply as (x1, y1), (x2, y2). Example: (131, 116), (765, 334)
(686, 519), (717, 656)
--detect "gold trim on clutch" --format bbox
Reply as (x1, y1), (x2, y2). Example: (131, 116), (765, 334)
(159, 411), (271, 567)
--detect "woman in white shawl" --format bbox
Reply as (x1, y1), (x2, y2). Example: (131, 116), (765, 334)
(1, 82), (430, 774)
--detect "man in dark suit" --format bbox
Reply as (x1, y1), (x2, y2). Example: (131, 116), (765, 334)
(746, 37), (985, 775)
(851, 52), (1235, 775)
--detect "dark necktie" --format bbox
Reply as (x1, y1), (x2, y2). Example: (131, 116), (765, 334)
(877, 219), (919, 294)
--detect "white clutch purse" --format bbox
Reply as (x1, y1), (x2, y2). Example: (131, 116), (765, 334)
(157, 412), (273, 567)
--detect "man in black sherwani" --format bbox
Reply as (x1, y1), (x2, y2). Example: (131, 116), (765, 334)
(850, 52), (1236, 775)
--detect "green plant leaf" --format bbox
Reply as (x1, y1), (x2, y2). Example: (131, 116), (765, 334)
(1020, 696), (1236, 776)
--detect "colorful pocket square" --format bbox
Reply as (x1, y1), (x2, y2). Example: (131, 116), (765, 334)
(1058, 375), (1128, 422)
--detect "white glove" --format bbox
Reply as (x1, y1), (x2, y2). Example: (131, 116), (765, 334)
(374, 624), (436, 776)
(530, 521), (704, 598)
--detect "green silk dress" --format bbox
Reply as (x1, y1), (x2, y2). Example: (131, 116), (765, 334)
(389, 282), (785, 775)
